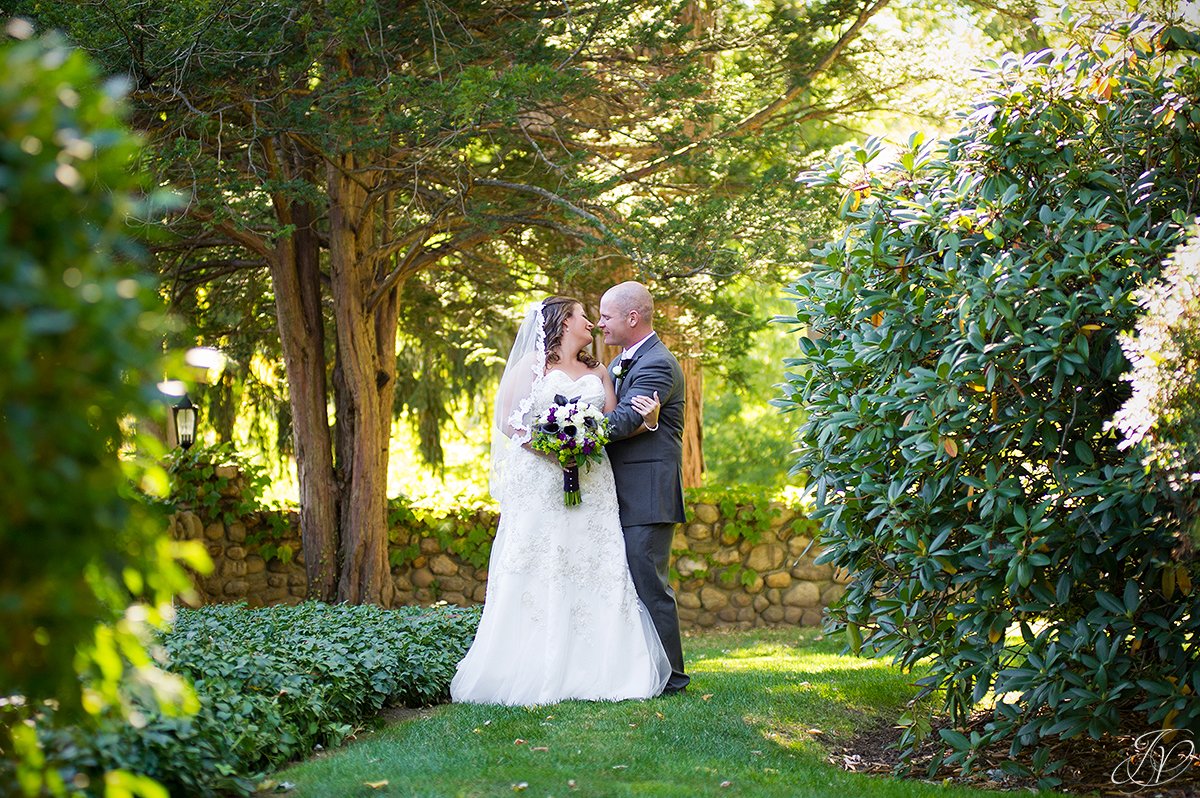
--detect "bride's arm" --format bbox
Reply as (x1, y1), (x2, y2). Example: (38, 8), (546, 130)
(630, 392), (660, 429)
(605, 357), (673, 440)
(597, 366), (658, 430)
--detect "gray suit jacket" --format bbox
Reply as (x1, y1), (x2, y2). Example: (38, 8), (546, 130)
(604, 335), (687, 526)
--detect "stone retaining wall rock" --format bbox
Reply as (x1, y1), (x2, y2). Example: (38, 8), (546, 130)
(171, 496), (844, 629)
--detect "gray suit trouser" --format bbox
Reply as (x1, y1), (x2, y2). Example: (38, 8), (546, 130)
(623, 522), (690, 692)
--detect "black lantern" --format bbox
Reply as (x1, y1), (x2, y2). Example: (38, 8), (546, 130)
(172, 394), (197, 450)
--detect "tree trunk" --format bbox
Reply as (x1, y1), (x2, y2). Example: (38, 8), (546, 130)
(209, 369), (237, 443)
(668, 1), (713, 488)
(328, 156), (395, 606)
(657, 304), (706, 487)
(681, 356), (704, 488)
(271, 187), (339, 601)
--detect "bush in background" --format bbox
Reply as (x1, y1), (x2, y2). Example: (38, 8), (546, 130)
(1116, 225), (1200, 550)
(0, 23), (206, 797)
(782, 19), (1200, 785)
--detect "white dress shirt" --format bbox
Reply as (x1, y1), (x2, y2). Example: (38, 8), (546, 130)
(621, 331), (657, 362)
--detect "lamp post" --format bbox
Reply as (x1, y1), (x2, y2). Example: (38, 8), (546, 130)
(172, 394), (197, 450)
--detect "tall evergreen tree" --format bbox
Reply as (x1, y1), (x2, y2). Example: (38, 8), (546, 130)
(19, 0), (1028, 602)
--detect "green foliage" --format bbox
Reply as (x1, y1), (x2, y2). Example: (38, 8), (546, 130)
(165, 443), (293, 562)
(723, 497), (780, 546)
(702, 385), (798, 490)
(0, 25), (207, 795)
(430, 512), (498, 571)
(165, 443), (281, 520)
(1116, 225), (1200, 546)
(388, 497), (497, 571)
(784, 19), (1200, 785)
(28, 602), (481, 797)
(702, 279), (816, 491)
(386, 500), (424, 568)
(392, 276), (517, 469)
(685, 485), (794, 545)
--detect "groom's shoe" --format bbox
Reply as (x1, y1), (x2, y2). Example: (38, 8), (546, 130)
(660, 685), (687, 696)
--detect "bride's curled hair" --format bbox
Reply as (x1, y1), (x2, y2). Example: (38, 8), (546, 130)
(542, 296), (599, 368)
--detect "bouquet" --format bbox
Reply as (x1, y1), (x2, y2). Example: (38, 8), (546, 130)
(530, 393), (611, 505)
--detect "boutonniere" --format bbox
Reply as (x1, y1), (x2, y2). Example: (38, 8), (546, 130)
(612, 357), (634, 379)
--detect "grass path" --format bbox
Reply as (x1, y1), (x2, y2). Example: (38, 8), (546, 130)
(267, 628), (1037, 797)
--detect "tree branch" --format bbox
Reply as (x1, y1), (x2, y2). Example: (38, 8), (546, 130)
(614, 0), (892, 186)
(474, 178), (614, 239)
(405, 227), (517, 275)
(186, 207), (277, 262)
(480, 213), (605, 244)
(365, 190), (464, 312)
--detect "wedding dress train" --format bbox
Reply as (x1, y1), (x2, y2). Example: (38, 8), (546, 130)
(450, 371), (670, 705)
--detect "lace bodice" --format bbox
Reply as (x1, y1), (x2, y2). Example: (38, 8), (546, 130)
(490, 369), (628, 590)
(492, 370), (607, 501)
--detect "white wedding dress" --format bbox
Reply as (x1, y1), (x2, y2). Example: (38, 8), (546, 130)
(451, 371), (670, 705)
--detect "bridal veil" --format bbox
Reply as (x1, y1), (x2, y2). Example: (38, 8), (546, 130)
(490, 301), (546, 502)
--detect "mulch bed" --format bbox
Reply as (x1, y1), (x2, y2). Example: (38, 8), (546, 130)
(827, 713), (1200, 796)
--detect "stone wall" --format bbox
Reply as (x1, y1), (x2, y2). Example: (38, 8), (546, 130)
(170, 479), (844, 629)
(672, 502), (846, 628)
(170, 506), (310, 606)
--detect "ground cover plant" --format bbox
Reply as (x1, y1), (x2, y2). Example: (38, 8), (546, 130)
(781, 17), (1200, 786)
(266, 627), (1025, 797)
(31, 602), (480, 796)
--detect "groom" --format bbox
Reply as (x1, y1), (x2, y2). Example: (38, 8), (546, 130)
(599, 281), (690, 695)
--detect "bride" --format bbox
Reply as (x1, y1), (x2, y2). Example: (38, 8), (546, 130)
(450, 296), (671, 704)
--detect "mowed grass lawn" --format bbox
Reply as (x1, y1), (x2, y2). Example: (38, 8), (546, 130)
(267, 627), (1032, 798)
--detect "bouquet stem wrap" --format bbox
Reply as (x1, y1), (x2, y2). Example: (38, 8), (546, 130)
(562, 457), (580, 506)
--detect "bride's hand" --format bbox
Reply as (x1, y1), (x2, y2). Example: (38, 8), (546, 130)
(631, 391), (660, 428)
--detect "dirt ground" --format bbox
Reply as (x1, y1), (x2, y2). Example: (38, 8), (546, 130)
(828, 715), (1200, 797)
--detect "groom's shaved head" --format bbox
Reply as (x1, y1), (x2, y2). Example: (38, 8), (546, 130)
(606, 281), (654, 322)
(598, 280), (654, 348)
